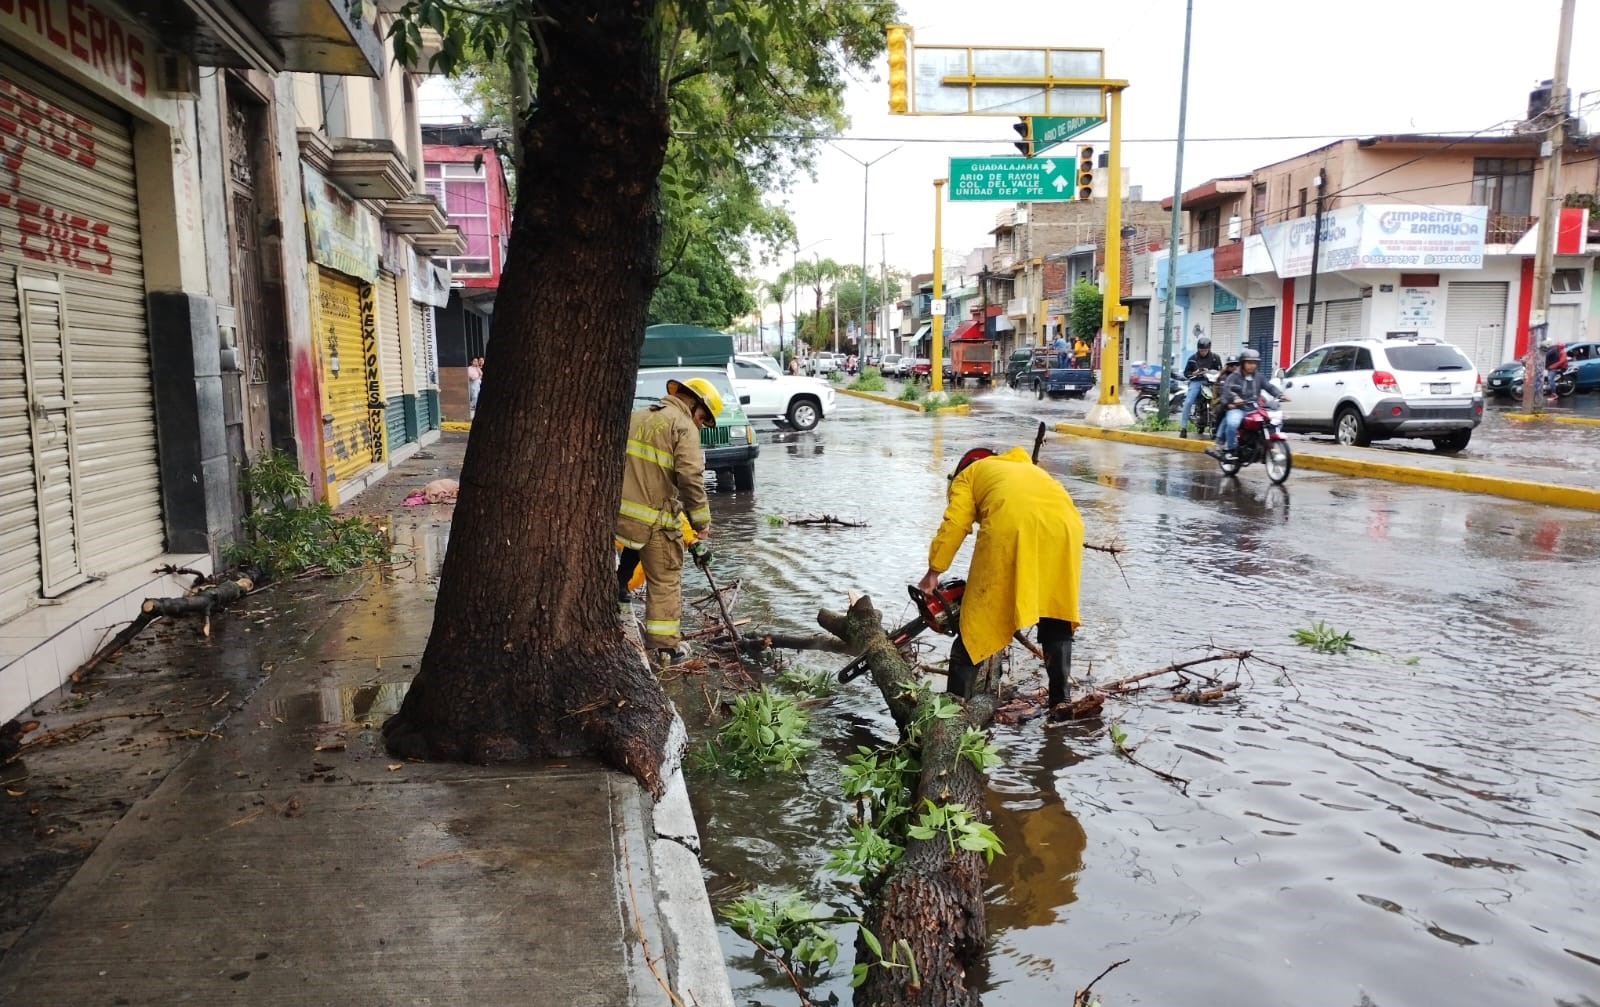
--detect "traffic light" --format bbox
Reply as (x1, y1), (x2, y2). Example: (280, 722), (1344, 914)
(1075, 145), (1095, 201)
(1013, 117), (1033, 157)
(886, 24), (911, 114)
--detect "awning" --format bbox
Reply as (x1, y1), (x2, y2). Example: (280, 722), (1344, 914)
(125, 0), (383, 76)
(948, 320), (984, 341)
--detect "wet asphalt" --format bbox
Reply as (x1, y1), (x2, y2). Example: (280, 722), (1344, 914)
(688, 390), (1600, 1007)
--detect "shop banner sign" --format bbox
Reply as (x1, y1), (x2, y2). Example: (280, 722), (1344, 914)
(1263, 204), (1487, 278)
(303, 162), (379, 283)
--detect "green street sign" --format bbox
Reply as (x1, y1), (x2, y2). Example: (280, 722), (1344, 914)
(1032, 115), (1099, 154)
(948, 156), (1073, 202)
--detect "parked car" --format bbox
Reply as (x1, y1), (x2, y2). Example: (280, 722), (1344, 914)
(733, 353), (836, 431)
(1485, 342), (1600, 397)
(805, 352), (842, 377)
(910, 357), (932, 379)
(1276, 336), (1483, 453)
(880, 353), (910, 376)
(634, 367), (759, 490)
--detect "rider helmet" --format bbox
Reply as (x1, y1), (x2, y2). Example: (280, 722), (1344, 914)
(1238, 348), (1261, 364)
(1196, 336), (1212, 349)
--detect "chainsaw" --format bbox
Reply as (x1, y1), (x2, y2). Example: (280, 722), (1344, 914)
(836, 578), (966, 683)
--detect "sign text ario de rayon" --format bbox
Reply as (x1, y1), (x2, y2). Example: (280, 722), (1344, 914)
(949, 156), (1073, 202)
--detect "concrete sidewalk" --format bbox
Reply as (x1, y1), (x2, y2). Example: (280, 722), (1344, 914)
(0, 435), (732, 1007)
(1051, 420), (1600, 512)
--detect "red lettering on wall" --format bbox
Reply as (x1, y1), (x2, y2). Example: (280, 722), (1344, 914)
(41, 0), (65, 46)
(127, 34), (144, 96)
(16, 0), (44, 33)
(66, 0), (87, 60)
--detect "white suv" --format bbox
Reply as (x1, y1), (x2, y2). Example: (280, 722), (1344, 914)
(1277, 337), (1483, 453)
(733, 354), (837, 431)
(805, 352), (841, 377)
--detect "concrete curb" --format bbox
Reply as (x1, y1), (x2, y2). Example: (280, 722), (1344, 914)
(1503, 412), (1600, 428)
(649, 770), (735, 1007)
(837, 387), (923, 411)
(1052, 420), (1600, 512)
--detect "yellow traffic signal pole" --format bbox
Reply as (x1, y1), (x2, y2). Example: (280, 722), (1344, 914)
(932, 178), (946, 393)
(1086, 85), (1134, 427)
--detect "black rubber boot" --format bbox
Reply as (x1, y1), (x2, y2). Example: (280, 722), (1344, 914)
(946, 637), (980, 698)
(1041, 622), (1073, 710)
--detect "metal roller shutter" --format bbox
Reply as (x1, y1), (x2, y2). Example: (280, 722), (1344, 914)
(1294, 299), (1362, 357)
(1209, 310), (1241, 358)
(1445, 282), (1509, 378)
(313, 269), (385, 495)
(410, 301), (437, 432)
(0, 49), (160, 619)
(377, 271), (409, 448)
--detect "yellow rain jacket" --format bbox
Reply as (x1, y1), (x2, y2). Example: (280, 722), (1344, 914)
(928, 446), (1083, 664)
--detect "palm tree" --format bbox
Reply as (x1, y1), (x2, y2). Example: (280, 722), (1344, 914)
(763, 272), (792, 361)
(792, 257), (842, 351)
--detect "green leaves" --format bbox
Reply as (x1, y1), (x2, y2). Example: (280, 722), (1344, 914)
(906, 800), (1006, 863)
(1291, 620), (1355, 654)
(225, 451), (390, 581)
(690, 686), (818, 777)
(720, 887), (841, 969)
(954, 727), (1001, 772)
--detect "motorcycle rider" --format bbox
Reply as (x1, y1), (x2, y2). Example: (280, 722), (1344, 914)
(1541, 339), (1569, 400)
(1211, 355), (1241, 443)
(1207, 348), (1285, 463)
(1179, 336), (1224, 438)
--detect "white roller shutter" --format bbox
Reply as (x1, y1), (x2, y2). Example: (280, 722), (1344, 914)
(376, 271), (409, 447)
(1210, 311), (1241, 358)
(1445, 282), (1509, 378)
(410, 300), (436, 431)
(1294, 299), (1362, 356)
(0, 49), (159, 619)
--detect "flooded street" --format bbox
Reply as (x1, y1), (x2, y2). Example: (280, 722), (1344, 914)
(688, 395), (1600, 1006)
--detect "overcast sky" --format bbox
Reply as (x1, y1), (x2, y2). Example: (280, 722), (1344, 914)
(421, 0), (1600, 318)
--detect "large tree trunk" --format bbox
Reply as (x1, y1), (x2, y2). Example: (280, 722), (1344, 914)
(384, 1), (679, 795)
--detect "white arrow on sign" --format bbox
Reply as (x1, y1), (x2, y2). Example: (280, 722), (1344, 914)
(1052, 176), (1068, 192)
(1042, 159), (1056, 173)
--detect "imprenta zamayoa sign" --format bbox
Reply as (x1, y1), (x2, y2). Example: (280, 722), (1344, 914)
(1261, 204), (1488, 277)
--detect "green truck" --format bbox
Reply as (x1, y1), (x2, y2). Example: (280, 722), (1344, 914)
(638, 324), (759, 491)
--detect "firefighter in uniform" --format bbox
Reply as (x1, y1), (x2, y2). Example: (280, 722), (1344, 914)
(617, 377), (720, 667)
(919, 446), (1084, 715)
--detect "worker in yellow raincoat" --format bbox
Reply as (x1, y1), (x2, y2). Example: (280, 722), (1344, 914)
(918, 445), (1083, 713)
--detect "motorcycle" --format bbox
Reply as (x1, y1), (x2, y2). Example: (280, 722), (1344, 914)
(1133, 370), (1218, 434)
(1509, 364), (1577, 399)
(1211, 397), (1292, 484)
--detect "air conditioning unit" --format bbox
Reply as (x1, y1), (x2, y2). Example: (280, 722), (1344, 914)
(155, 53), (199, 99)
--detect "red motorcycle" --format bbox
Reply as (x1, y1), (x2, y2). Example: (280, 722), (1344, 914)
(1215, 398), (1292, 484)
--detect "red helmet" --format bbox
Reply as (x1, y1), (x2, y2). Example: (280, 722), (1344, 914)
(950, 447), (996, 481)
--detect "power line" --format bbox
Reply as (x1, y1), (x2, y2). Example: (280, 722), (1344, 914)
(671, 127), (1509, 146)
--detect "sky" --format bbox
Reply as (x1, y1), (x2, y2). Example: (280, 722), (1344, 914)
(420, 0), (1600, 324)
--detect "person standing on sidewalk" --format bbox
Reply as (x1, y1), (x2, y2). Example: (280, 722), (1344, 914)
(467, 357), (484, 418)
(917, 446), (1084, 717)
(616, 378), (720, 668)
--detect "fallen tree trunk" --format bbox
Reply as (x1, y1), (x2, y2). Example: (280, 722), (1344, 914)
(812, 596), (995, 1007)
(71, 570), (259, 684)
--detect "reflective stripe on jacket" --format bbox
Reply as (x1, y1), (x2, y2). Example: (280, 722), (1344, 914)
(617, 395), (711, 547)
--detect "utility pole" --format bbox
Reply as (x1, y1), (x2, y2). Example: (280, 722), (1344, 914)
(1157, 0), (1194, 419)
(834, 145), (900, 363)
(875, 231), (891, 357)
(932, 178), (947, 394)
(1525, 0), (1576, 413)
(1304, 168), (1327, 359)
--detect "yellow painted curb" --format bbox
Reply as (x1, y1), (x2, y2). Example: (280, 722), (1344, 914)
(1503, 412), (1600, 428)
(935, 404), (972, 415)
(441, 420), (472, 431)
(837, 387), (925, 412)
(1053, 421), (1600, 512)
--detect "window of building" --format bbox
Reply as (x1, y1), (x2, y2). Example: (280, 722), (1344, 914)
(1195, 208), (1221, 249)
(1471, 158), (1535, 217)
(319, 75), (347, 137)
(1251, 182), (1267, 233)
(1298, 187), (1308, 219)
(425, 162), (493, 276)
(1552, 267), (1585, 293)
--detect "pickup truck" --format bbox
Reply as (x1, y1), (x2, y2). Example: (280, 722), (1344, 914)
(1010, 347), (1094, 399)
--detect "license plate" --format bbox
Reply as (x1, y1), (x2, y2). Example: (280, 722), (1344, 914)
(1430, 383), (1452, 394)
(1489, 379), (1504, 386)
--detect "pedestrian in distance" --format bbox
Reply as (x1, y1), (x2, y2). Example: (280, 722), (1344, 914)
(616, 377), (720, 669)
(1178, 336), (1224, 438)
(1072, 335), (1090, 368)
(466, 357), (484, 418)
(918, 446), (1084, 718)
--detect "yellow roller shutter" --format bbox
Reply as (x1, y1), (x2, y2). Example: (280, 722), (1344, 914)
(312, 268), (386, 500)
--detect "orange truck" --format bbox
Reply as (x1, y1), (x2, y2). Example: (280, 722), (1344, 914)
(947, 321), (996, 386)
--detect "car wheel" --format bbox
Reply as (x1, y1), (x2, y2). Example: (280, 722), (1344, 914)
(1508, 378), (1525, 399)
(1334, 406), (1370, 447)
(1265, 440), (1293, 484)
(787, 396), (820, 431)
(713, 470), (735, 492)
(1431, 430), (1471, 454)
(1036, 380), (1045, 400)
(732, 463), (755, 492)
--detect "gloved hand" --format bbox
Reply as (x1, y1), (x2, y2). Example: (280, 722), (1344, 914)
(688, 540), (714, 567)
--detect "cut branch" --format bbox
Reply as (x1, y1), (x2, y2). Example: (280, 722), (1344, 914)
(774, 513), (869, 528)
(70, 571), (260, 684)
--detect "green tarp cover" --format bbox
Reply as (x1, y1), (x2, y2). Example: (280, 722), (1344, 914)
(641, 324), (734, 367)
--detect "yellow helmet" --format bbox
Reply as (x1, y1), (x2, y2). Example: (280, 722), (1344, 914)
(668, 377), (724, 419)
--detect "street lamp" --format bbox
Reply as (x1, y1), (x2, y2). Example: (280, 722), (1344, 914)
(833, 144), (900, 360)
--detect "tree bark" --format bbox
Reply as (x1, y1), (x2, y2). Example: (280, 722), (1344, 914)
(810, 597), (994, 1007)
(383, 1), (680, 796)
